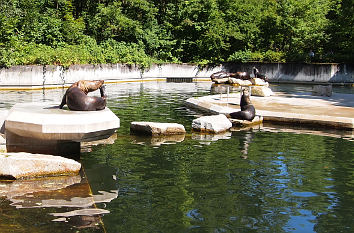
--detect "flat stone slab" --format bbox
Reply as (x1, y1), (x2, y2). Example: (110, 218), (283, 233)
(186, 92), (354, 130)
(0, 152), (81, 179)
(130, 122), (186, 135)
(192, 114), (232, 133)
(5, 102), (120, 141)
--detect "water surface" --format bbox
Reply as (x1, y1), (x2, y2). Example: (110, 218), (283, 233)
(0, 81), (353, 233)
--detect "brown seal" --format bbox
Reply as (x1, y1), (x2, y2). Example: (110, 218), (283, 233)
(59, 80), (107, 111)
(253, 67), (268, 82)
(228, 88), (255, 121)
(210, 71), (251, 83)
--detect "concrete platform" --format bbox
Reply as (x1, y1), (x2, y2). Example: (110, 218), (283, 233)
(4, 102), (120, 156)
(5, 102), (120, 141)
(186, 92), (354, 130)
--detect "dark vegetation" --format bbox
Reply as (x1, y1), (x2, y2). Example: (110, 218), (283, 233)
(0, 0), (352, 68)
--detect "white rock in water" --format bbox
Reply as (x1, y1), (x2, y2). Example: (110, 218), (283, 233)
(130, 122), (186, 135)
(251, 86), (274, 97)
(0, 152), (81, 179)
(192, 114), (232, 133)
(250, 78), (269, 86)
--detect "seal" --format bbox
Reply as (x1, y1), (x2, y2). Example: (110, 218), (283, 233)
(210, 71), (251, 83)
(59, 80), (107, 111)
(228, 88), (255, 121)
(253, 67), (268, 82)
(229, 71), (251, 80)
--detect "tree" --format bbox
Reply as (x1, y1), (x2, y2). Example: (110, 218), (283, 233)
(325, 0), (354, 62)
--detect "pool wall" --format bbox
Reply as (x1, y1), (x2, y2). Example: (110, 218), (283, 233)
(0, 63), (353, 89)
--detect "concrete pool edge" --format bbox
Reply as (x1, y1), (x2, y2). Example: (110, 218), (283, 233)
(185, 93), (354, 130)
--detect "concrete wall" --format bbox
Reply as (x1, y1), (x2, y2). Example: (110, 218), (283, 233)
(0, 63), (352, 88)
(223, 63), (354, 83)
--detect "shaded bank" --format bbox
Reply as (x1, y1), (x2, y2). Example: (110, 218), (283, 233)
(0, 63), (353, 89)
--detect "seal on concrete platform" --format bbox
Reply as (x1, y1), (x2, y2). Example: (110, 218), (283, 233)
(5, 102), (120, 156)
(228, 88), (256, 121)
(59, 80), (107, 111)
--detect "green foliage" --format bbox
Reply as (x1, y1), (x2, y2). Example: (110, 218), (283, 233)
(0, 36), (153, 68)
(100, 39), (154, 68)
(0, 0), (352, 67)
(228, 50), (285, 63)
(263, 50), (286, 63)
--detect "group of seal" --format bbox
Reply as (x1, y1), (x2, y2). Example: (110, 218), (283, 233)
(210, 71), (251, 81)
(59, 79), (255, 122)
(210, 67), (268, 83)
(59, 80), (107, 111)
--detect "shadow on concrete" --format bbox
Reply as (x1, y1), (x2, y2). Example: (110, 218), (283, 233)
(283, 92), (354, 108)
(329, 63), (354, 83)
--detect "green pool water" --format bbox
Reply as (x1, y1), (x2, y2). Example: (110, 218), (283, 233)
(0, 81), (353, 233)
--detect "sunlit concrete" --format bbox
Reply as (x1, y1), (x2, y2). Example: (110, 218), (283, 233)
(5, 102), (119, 141)
(186, 91), (354, 130)
(4, 102), (120, 156)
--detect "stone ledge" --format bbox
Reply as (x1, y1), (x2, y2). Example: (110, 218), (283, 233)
(130, 122), (186, 135)
(259, 110), (354, 130)
(0, 152), (81, 179)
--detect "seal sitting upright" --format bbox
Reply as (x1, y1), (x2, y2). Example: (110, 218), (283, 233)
(253, 67), (268, 82)
(59, 80), (107, 111)
(228, 88), (255, 121)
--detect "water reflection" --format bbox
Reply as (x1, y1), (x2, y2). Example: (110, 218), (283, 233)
(131, 134), (185, 146)
(0, 169), (118, 231)
(191, 131), (232, 145)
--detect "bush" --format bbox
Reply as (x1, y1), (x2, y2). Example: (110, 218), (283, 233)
(263, 50), (285, 62)
(227, 50), (286, 63)
(227, 50), (254, 63)
(0, 37), (155, 68)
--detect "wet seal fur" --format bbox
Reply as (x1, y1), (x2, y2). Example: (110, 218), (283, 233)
(59, 80), (107, 111)
(228, 88), (256, 121)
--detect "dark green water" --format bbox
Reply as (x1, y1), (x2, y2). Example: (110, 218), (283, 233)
(1, 82), (354, 232)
